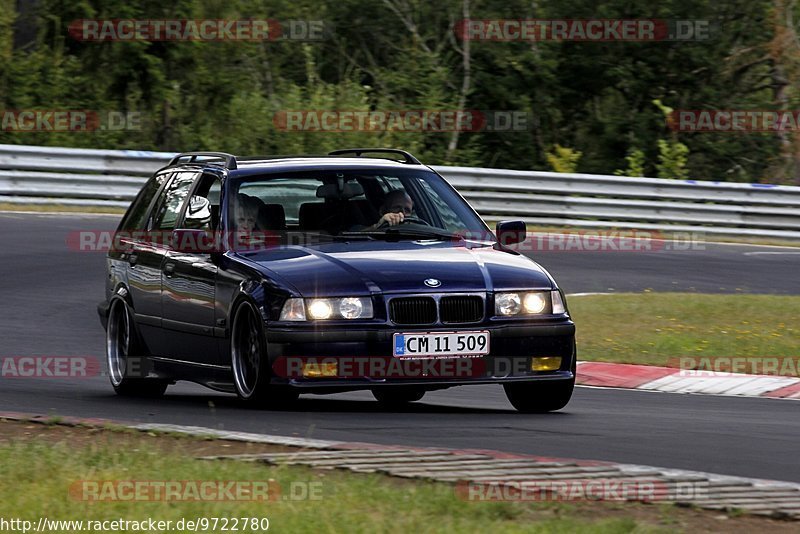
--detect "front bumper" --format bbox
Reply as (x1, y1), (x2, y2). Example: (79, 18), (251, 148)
(265, 320), (576, 387)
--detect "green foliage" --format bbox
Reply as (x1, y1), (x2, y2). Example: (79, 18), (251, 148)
(651, 99), (673, 120)
(655, 139), (690, 180)
(0, 0), (793, 182)
(546, 144), (582, 173)
(0, 0), (14, 61)
(614, 149), (646, 177)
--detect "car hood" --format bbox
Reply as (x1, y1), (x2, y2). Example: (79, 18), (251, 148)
(235, 240), (555, 296)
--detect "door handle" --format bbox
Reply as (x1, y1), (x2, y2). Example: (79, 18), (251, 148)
(163, 263), (175, 277)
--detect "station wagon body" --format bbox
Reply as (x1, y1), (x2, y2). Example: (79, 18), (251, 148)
(98, 149), (576, 412)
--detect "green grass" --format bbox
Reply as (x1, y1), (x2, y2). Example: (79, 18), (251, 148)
(513, 224), (800, 249)
(0, 439), (671, 533)
(569, 293), (800, 366)
(0, 202), (124, 214)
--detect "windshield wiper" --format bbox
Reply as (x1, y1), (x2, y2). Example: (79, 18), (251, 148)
(301, 232), (375, 242)
(341, 227), (459, 241)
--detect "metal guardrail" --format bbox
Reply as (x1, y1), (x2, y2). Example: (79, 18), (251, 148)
(1, 143), (799, 239)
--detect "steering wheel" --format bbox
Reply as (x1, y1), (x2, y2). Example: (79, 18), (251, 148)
(376, 215), (432, 229)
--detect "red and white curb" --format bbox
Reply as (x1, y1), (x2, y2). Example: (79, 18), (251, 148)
(576, 361), (800, 400)
(2, 412), (800, 519)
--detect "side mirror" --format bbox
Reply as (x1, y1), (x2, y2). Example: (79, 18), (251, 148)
(172, 229), (216, 253)
(496, 220), (526, 246)
(184, 196), (212, 229)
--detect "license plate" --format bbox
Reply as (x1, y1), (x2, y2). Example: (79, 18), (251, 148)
(393, 331), (490, 359)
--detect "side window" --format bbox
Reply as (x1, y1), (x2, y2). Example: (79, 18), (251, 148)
(180, 174), (222, 231)
(118, 173), (170, 231)
(152, 172), (197, 231)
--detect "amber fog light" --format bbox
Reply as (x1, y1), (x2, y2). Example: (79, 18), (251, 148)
(531, 357), (562, 371)
(302, 361), (338, 377)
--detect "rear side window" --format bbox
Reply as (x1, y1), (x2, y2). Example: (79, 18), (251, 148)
(118, 173), (170, 231)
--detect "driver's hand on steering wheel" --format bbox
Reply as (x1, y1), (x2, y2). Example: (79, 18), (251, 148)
(379, 211), (404, 227)
(365, 212), (405, 230)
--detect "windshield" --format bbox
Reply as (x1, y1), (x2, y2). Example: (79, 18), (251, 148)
(227, 168), (491, 241)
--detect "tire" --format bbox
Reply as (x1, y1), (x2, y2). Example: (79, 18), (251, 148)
(503, 353), (577, 413)
(106, 297), (168, 398)
(231, 300), (298, 406)
(372, 387), (425, 407)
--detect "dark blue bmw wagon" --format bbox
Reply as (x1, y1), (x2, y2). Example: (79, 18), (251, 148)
(98, 148), (576, 412)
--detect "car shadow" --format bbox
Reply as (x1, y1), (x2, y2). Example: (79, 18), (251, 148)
(94, 391), (555, 415)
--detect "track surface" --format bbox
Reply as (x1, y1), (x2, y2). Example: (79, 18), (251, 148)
(1, 213), (798, 482)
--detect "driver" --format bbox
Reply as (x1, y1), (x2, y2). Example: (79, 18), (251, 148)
(364, 190), (414, 231)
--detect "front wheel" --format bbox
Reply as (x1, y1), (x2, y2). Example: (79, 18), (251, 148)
(505, 349), (576, 413)
(231, 300), (298, 406)
(503, 378), (574, 413)
(106, 297), (168, 397)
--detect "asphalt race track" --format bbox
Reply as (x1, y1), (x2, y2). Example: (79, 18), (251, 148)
(1, 212), (799, 483)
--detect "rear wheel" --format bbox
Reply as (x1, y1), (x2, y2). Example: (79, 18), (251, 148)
(106, 297), (168, 397)
(231, 300), (298, 406)
(372, 387), (425, 408)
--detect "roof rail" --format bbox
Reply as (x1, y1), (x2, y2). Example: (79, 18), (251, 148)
(168, 151), (238, 170)
(328, 148), (421, 165)
(236, 155), (316, 163)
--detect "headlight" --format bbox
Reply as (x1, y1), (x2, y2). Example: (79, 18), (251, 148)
(495, 293), (521, 315)
(280, 297), (374, 321)
(495, 291), (551, 316)
(307, 299), (334, 320)
(523, 292), (547, 314)
(339, 297), (372, 319)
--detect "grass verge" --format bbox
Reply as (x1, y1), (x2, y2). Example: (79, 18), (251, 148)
(569, 293), (800, 367)
(516, 224), (800, 248)
(1, 419), (794, 533)
(0, 202), (124, 214)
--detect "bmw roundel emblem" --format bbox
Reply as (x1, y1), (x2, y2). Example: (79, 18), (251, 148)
(424, 278), (442, 288)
